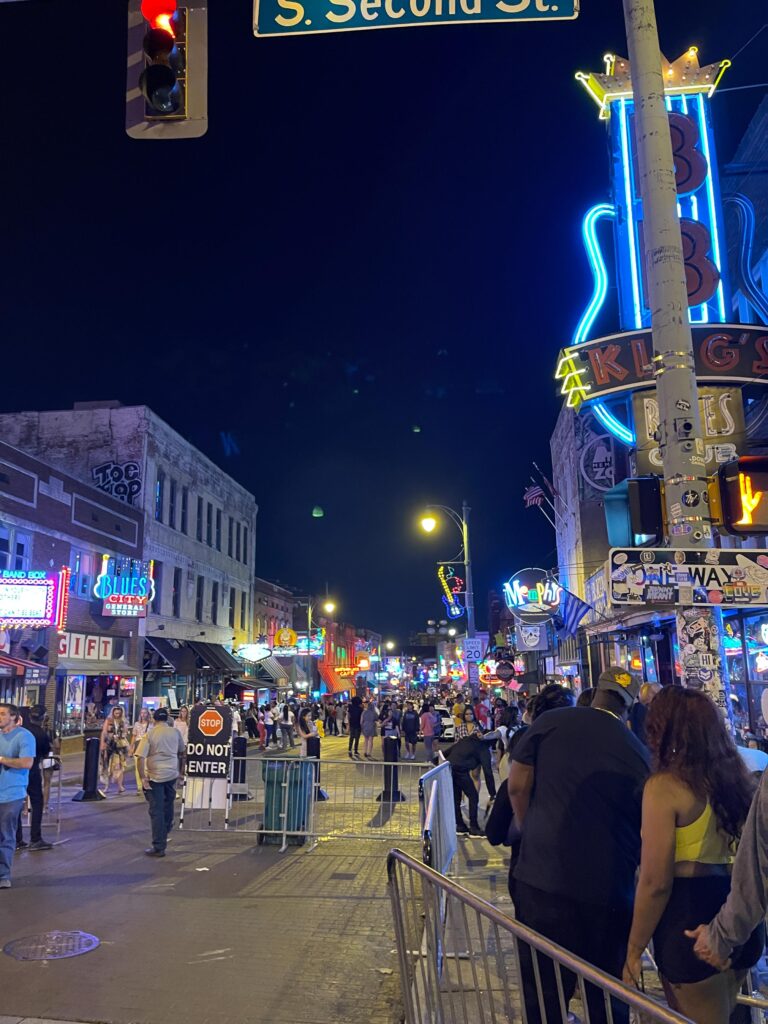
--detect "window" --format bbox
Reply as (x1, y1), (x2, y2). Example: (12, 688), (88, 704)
(195, 576), (205, 622)
(240, 592), (247, 631)
(216, 509), (222, 551)
(236, 522), (241, 562)
(155, 469), (165, 522)
(211, 581), (219, 625)
(168, 479), (177, 530)
(152, 562), (163, 615)
(68, 548), (96, 599)
(228, 516), (234, 557)
(196, 497), (204, 542)
(243, 526), (249, 565)
(206, 503), (213, 547)
(229, 588), (236, 628)
(172, 567), (182, 618)
(180, 487), (189, 534)
(0, 525), (31, 573)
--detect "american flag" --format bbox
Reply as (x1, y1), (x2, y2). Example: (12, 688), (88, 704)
(523, 485), (546, 508)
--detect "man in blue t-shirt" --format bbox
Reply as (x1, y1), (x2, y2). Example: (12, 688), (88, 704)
(0, 703), (36, 889)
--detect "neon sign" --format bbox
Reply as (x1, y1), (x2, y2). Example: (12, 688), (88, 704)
(503, 568), (561, 624)
(438, 565), (465, 619)
(0, 567), (70, 630)
(94, 556), (155, 618)
(560, 48), (736, 448)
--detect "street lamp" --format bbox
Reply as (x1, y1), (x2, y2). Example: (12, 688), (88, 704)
(419, 501), (476, 639)
(322, 600), (336, 615)
(385, 640), (395, 651)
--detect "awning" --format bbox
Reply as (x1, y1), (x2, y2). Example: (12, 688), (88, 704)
(145, 637), (197, 676)
(277, 658), (308, 684)
(256, 656), (289, 682)
(0, 654), (48, 679)
(57, 659), (141, 676)
(187, 642), (243, 675)
(318, 662), (348, 695)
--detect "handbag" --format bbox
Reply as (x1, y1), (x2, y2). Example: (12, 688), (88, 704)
(485, 783), (514, 847)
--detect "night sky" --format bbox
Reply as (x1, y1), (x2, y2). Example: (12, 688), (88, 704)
(2, 0), (765, 638)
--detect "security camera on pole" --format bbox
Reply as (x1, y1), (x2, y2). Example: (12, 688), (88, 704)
(622, 0), (730, 719)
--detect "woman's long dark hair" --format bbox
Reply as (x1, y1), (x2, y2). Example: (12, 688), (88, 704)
(646, 686), (753, 843)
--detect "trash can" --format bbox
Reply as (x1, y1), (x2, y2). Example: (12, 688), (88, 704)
(259, 759), (313, 845)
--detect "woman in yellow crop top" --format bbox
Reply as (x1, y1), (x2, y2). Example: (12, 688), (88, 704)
(623, 688), (762, 1024)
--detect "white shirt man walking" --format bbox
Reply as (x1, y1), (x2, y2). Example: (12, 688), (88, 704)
(137, 708), (185, 857)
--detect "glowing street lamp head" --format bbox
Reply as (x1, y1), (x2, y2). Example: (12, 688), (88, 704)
(385, 641), (395, 651)
(322, 600), (336, 615)
(448, 628), (457, 637)
(420, 515), (437, 534)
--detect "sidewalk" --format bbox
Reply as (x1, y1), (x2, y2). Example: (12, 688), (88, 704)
(3, 735), (508, 1024)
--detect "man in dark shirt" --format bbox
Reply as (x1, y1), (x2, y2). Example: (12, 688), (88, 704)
(508, 667), (649, 1024)
(445, 732), (497, 836)
(15, 705), (53, 853)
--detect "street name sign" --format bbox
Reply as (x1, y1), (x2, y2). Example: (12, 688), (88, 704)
(608, 547), (768, 609)
(255, 0), (577, 38)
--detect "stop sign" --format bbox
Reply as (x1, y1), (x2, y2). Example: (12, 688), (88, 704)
(199, 709), (224, 737)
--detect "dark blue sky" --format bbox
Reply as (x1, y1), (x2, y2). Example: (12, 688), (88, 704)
(2, 0), (765, 638)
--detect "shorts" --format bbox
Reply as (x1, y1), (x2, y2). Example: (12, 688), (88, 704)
(654, 875), (764, 983)
(404, 733), (418, 745)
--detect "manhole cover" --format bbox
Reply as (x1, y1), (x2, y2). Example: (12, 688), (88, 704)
(4, 930), (100, 961)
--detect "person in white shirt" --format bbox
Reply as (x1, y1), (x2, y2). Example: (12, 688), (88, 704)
(278, 704), (296, 750)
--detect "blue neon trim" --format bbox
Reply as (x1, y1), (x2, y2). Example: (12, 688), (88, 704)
(727, 194), (768, 324)
(619, 99), (643, 329)
(572, 204), (616, 345)
(694, 94), (727, 322)
(593, 402), (636, 445)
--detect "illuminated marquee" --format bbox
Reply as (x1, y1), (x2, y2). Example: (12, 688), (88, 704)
(557, 48), (748, 448)
(503, 568), (561, 624)
(94, 556), (155, 618)
(0, 567), (70, 630)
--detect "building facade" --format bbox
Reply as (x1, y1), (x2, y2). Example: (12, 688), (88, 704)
(0, 403), (258, 707)
(0, 440), (144, 749)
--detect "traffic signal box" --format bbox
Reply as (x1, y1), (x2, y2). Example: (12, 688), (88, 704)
(126, 0), (208, 139)
(718, 457), (768, 535)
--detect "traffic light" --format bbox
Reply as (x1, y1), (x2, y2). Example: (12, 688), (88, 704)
(604, 477), (664, 547)
(718, 457), (768, 535)
(126, 0), (208, 139)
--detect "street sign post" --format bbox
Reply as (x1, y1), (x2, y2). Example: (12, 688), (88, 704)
(463, 637), (484, 662)
(254, 0), (577, 38)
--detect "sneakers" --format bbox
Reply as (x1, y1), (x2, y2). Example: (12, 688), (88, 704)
(15, 840), (28, 851)
(0, 879), (10, 889)
(456, 824), (470, 835)
(468, 825), (485, 837)
(145, 848), (166, 857)
(28, 840), (54, 851)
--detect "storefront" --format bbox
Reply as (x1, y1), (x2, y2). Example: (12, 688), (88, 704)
(715, 610), (768, 743)
(56, 631), (141, 748)
(0, 654), (48, 707)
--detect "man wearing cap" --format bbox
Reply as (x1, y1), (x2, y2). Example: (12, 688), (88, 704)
(507, 667), (649, 1024)
(136, 708), (185, 858)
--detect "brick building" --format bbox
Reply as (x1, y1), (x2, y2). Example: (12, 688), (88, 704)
(0, 440), (144, 749)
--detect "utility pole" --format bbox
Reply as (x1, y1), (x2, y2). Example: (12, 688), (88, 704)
(622, 0), (731, 720)
(462, 500), (476, 640)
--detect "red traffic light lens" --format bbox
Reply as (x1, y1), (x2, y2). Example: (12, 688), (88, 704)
(141, 0), (177, 35)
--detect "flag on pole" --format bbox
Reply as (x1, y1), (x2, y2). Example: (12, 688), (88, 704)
(523, 485), (546, 508)
(556, 588), (592, 638)
(532, 461), (559, 500)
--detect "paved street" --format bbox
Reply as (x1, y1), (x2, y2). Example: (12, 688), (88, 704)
(1, 736), (508, 1024)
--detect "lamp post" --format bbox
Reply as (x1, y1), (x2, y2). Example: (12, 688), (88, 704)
(420, 500), (476, 639)
(293, 596), (337, 699)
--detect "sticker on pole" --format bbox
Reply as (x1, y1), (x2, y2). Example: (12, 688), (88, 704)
(254, 0), (577, 38)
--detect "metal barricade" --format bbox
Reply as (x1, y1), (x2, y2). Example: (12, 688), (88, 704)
(18, 755), (63, 839)
(420, 760), (457, 874)
(388, 848), (691, 1024)
(179, 751), (427, 849)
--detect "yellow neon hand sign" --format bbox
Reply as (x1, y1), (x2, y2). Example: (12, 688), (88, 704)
(737, 472), (763, 525)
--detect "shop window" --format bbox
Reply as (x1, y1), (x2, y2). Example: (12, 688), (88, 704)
(229, 588), (236, 628)
(155, 469), (165, 523)
(211, 581), (219, 625)
(729, 680), (750, 741)
(180, 487), (189, 534)
(0, 524), (31, 572)
(69, 548), (97, 599)
(196, 576), (205, 622)
(744, 613), (768, 682)
(172, 567), (182, 618)
(62, 675), (85, 737)
(747, 683), (768, 744)
(168, 479), (177, 530)
(216, 509), (222, 551)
